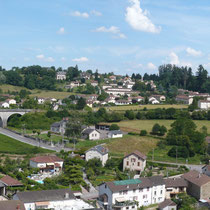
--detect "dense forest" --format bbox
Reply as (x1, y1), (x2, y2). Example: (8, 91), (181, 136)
(0, 64), (209, 93)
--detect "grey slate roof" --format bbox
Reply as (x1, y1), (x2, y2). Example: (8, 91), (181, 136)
(87, 145), (108, 155)
(51, 122), (62, 128)
(82, 128), (100, 135)
(57, 71), (66, 75)
(159, 199), (177, 209)
(124, 150), (147, 160)
(149, 176), (165, 186)
(108, 130), (123, 135)
(16, 189), (75, 203)
(165, 177), (188, 188)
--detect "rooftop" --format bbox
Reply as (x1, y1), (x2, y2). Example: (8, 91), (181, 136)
(124, 150), (147, 160)
(30, 155), (63, 163)
(87, 145), (108, 155)
(114, 179), (142, 186)
(0, 200), (25, 210)
(16, 189), (75, 203)
(182, 170), (210, 187)
(159, 199), (177, 209)
(165, 177), (188, 188)
(0, 175), (23, 187)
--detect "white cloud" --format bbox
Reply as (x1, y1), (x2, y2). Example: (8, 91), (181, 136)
(167, 52), (192, 67)
(169, 52), (180, 65)
(57, 27), (65, 35)
(94, 26), (126, 39)
(36, 54), (54, 62)
(72, 57), (89, 62)
(45, 57), (54, 62)
(91, 10), (102, 16)
(125, 0), (161, 33)
(147, 62), (157, 70)
(61, 57), (66, 61)
(71, 11), (89, 18)
(36, 54), (45, 60)
(186, 47), (202, 57)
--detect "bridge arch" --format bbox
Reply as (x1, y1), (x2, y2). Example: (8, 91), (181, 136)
(0, 109), (32, 128)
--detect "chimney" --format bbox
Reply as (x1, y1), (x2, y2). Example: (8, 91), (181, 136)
(65, 192), (69, 199)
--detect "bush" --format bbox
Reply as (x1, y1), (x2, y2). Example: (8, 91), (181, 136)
(140, 130), (147, 136)
(109, 124), (120, 131)
(168, 146), (189, 158)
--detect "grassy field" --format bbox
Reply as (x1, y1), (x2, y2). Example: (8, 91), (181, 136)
(0, 84), (71, 99)
(106, 135), (158, 157)
(110, 120), (210, 133)
(103, 104), (188, 111)
(0, 133), (53, 154)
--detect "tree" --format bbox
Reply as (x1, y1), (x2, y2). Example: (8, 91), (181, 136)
(110, 124), (120, 131)
(173, 193), (196, 210)
(125, 110), (135, 120)
(159, 125), (167, 136)
(0, 71), (6, 84)
(140, 130), (147, 136)
(76, 97), (86, 110)
(151, 123), (161, 135)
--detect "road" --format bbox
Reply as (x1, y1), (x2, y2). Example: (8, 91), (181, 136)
(0, 127), (72, 153)
(151, 160), (205, 173)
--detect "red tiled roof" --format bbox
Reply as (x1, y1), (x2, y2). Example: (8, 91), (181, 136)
(0, 175), (23, 186)
(124, 150), (147, 160)
(30, 156), (63, 163)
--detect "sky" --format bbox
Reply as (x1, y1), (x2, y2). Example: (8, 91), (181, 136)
(0, 0), (210, 75)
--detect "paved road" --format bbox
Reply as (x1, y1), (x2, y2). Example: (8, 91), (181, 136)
(0, 128), (72, 153)
(151, 160), (205, 173)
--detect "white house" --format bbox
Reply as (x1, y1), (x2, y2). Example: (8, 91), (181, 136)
(56, 71), (66, 80)
(0, 102), (10, 108)
(90, 80), (98, 87)
(82, 128), (101, 140)
(202, 165), (210, 177)
(108, 130), (123, 139)
(123, 150), (147, 174)
(198, 100), (210, 110)
(151, 95), (166, 102)
(13, 189), (94, 210)
(29, 156), (64, 174)
(99, 176), (165, 209)
(149, 97), (160, 104)
(175, 95), (193, 105)
(6, 99), (16, 105)
(37, 98), (45, 104)
(85, 145), (109, 166)
(115, 100), (131, 106)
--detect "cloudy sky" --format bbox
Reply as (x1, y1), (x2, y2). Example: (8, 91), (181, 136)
(0, 0), (210, 74)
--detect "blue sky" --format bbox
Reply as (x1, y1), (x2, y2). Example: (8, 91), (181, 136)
(0, 0), (210, 75)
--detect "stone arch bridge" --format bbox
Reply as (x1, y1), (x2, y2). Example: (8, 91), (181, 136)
(0, 109), (32, 128)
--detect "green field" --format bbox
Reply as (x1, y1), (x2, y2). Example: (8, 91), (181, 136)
(111, 120), (210, 133)
(1, 84), (71, 99)
(103, 104), (188, 111)
(0, 133), (53, 154)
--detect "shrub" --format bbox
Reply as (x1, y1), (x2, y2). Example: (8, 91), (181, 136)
(140, 130), (147, 136)
(109, 124), (120, 131)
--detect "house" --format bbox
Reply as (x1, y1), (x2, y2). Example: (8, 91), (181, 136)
(13, 189), (94, 210)
(158, 199), (177, 210)
(198, 100), (210, 110)
(6, 99), (16, 105)
(56, 71), (66, 80)
(109, 75), (116, 81)
(202, 165), (210, 177)
(0, 102), (9, 108)
(115, 100), (131, 106)
(85, 145), (109, 166)
(37, 97), (45, 104)
(29, 156), (64, 174)
(80, 72), (91, 80)
(0, 200), (26, 210)
(66, 81), (81, 89)
(82, 128), (100, 140)
(0, 175), (23, 196)
(149, 97), (160, 104)
(151, 95), (166, 102)
(182, 170), (210, 200)
(164, 178), (188, 199)
(175, 95), (193, 105)
(123, 150), (147, 174)
(99, 176), (165, 209)
(50, 118), (68, 134)
(108, 130), (123, 139)
(96, 123), (110, 131)
(90, 80), (98, 87)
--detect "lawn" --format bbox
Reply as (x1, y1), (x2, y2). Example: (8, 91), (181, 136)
(106, 135), (159, 157)
(0, 133), (53, 154)
(105, 104), (188, 111)
(0, 84), (71, 99)
(33, 133), (68, 144)
(112, 120), (210, 133)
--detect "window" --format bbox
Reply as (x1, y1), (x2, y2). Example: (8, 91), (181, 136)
(160, 190), (163, 194)
(137, 162), (140, 166)
(126, 207), (129, 210)
(105, 184), (107, 188)
(154, 191), (156, 195)
(132, 206), (135, 208)
(133, 196), (137, 200)
(127, 161), (129, 166)
(123, 190), (128, 195)
(131, 158), (136, 162)
(147, 187), (149, 191)
(133, 189), (136, 193)
(143, 195), (147, 199)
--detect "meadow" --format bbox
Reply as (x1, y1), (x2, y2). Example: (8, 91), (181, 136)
(110, 120), (210, 133)
(0, 133), (53, 154)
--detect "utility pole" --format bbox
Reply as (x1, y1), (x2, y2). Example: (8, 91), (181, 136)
(176, 146), (178, 164)
(152, 148), (154, 162)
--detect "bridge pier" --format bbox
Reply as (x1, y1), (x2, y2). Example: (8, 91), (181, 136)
(2, 118), (8, 128)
